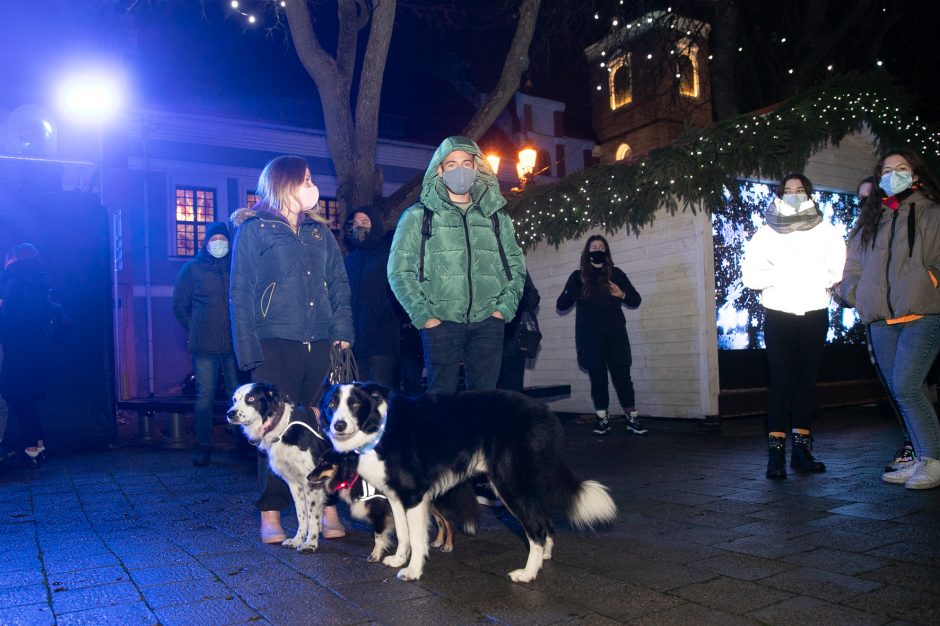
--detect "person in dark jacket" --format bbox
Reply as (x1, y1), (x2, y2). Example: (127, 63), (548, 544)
(230, 155), (354, 544)
(343, 207), (399, 387)
(557, 235), (645, 436)
(0, 243), (52, 468)
(172, 222), (238, 467)
(497, 274), (540, 391)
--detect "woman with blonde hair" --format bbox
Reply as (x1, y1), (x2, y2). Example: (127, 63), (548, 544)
(230, 156), (353, 542)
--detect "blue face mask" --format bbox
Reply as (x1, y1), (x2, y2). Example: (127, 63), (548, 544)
(880, 170), (914, 196)
(207, 240), (229, 258)
(442, 167), (476, 196)
(781, 193), (809, 209)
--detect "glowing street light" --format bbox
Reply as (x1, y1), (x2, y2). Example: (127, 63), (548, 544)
(516, 146), (538, 181)
(58, 73), (123, 124)
(485, 153), (501, 175)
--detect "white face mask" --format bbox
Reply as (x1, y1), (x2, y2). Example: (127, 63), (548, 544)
(781, 193), (809, 209)
(296, 182), (320, 211)
(207, 240), (229, 258)
(879, 171), (914, 196)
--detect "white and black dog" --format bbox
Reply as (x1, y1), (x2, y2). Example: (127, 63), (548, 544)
(320, 382), (618, 583)
(227, 383), (333, 553)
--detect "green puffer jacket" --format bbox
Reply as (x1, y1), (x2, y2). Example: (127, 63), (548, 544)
(388, 136), (526, 328)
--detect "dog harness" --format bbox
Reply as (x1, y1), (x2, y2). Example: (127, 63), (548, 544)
(271, 420), (326, 444)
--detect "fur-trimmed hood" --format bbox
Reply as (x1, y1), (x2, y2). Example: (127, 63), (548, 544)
(230, 205), (326, 228)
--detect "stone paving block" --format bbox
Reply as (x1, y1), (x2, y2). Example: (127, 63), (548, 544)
(276, 548), (398, 588)
(127, 561), (216, 587)
(552, 612), (623, 625)
(244, 577), (374, 626)
(350, 593), (494, 625)
(828, 502), (919, 521)
(334, 577), (436, 610)
(50, 581), (142, 614)
(0, 583), (49, 609)
(874, 522), (940, 545)
(805, 514), (898, 534)
(761, 566), (883, 602)
(797, 528), (901, 553)
(865, 540), (940, 566)
(138, 578), (234, 609)
(563, 580), (687, 621)
(693, 551), (796, 581)
(729, 519), (821, 539)
(466, 587), (596, 625)
(669, 576), (793, 614)
(860, 562), (940, 593)
(154, 596), (260, 626)
(625, 602), (761, 625)
(658, 524), (748, 546)
(711, 535), (814, 560)
(42, 551), (121, 575)
(780, 546), (888, 575)
(748, 595), (886, 626)
(55, 601), (158, 626)
(0, 602), (55, 626)
(605, 558), (718, 591)
(0, 566), (46, 590)
(844, 583), (940, 624)
(48, 565), (130, 591)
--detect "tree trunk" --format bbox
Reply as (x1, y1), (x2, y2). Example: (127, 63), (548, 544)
(709, 0), (740, 120)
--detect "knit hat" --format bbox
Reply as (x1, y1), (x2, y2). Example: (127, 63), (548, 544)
(206, 222), (229, 241)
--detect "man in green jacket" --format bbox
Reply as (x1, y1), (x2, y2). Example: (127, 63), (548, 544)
(388, 136), (526, 395)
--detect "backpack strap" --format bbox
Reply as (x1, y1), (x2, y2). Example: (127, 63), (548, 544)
(491, 213), (513, 282)
(418, 207), (433, 282)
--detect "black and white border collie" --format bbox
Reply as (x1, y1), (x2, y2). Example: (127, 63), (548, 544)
(321, 383), (618, 583)
(227, 383), (331, 553)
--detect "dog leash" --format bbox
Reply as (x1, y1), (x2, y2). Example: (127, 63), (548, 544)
(271, 420), (326, 444)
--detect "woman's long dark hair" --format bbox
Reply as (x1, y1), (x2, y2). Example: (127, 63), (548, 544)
(580, 234), (613, 299)
(850, 149), (940, 247)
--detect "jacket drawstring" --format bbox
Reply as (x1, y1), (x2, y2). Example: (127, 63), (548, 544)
(908, 202), (916, 258)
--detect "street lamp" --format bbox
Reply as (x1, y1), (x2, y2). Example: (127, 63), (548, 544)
(58, 70), (125, 398)
(485, 153), (501, 176)
(516, 146), (537, 184)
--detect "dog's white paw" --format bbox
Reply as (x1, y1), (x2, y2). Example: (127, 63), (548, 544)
(282, 537), (302, 549)
(383, 554), (407, 568)
(430, 539), (443, 548)
(367, 549), (384, 563)
(508, 568), (537, 583)
(396, 567), (422, 581)
(298, 540), (319, 553)
(439, 544), (453, 553)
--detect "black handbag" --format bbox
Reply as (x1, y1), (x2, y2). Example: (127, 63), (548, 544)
(515, 311), (542, 357)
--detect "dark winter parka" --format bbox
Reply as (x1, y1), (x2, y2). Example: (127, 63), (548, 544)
(172, 222), (234, 355)
(229, 207), (353, 372)
(556, 266), (641, 369)
(0, 257), (52, 400)
(343, 207), (400, 359)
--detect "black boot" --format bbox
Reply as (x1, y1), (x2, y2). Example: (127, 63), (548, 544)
(766, 435), (786, 480)
(791, 432), (825, 473)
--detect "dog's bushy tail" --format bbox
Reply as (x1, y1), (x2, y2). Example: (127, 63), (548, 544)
(568, 480), (617, 530)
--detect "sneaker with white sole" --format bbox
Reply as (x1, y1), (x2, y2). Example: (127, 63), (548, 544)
(884, 443), (916, 472)
(882, 460), (920, 484)
(905, 457), (940, 490)
(592, 415), (610, 435)
(624, 411), (648, 435)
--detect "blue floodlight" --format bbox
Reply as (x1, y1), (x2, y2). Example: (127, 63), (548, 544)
(58, 72), (123, 123)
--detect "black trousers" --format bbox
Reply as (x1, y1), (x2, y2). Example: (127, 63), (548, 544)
(3, 396), (44, 450)
(763, 307), (828, 433)
(252, 338), (331, 512)
(586, 339), (635, 412)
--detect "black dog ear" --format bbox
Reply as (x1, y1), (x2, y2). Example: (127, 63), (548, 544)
(363, 382), (389, 402)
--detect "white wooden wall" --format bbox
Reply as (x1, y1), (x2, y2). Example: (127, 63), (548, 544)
(520, 130), (878, 419)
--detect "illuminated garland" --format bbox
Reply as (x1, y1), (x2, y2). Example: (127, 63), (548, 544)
(506, 72), (940, 249)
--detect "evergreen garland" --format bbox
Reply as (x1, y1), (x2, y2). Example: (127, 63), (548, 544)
(506, 72), (940, 249)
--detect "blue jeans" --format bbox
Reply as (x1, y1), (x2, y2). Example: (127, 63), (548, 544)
(193, 352), (240, 448)
(869, 315), (940, 459)
(421, 317), (505, 394)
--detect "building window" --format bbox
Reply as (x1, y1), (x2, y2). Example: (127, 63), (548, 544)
(319, 198), (342, 234)
(246, 191), (260, 209)
(608, 53), (633, 110)
(175, 187), (216, 256)
(615, 143), (632, 161)
(555, 144), (566, 178)
(676, 40), (700, 98)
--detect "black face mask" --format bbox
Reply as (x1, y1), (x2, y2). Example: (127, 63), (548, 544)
(588, 251), (606, 265)
(347, 225), (371, 242)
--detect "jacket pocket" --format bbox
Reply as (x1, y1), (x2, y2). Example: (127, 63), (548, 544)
(260, 282), (277, 319)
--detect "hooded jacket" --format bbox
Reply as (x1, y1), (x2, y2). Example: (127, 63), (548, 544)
(172, 222), (235, 354)
(387, 136), (526, 328)
(343, 206), (401, 359)
(229, 206), (353, 371)
(841, 190), (940, 323)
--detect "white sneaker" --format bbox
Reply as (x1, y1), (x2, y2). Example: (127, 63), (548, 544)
(882, 460), (919, 484)
(905, 457), (940, 490)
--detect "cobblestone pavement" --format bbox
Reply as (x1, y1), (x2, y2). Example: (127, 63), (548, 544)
(1, 405), (938, 625)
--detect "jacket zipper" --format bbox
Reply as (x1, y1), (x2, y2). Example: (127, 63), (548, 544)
(885, 210), (898, 318)
(461, 210), (473, 321)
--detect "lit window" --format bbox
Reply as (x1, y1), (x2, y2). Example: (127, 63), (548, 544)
(615, 143), (632, 161)
(676, 39), (700, 98)
(608, 53), (633, 110)
(318, 198), (342, 235)
(246, 191), (260, 209)
(175, 187), (215, 256)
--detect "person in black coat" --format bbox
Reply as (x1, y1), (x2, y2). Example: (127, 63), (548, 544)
(343, 206), (400, 387)
(0, 243), (53, 467)
(557, 235), (644, 436)
(172, 222), (239, 467)
(497, 274), (541, 391)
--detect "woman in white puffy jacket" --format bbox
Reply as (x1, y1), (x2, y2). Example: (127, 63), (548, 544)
(741, 174), (846, 480)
